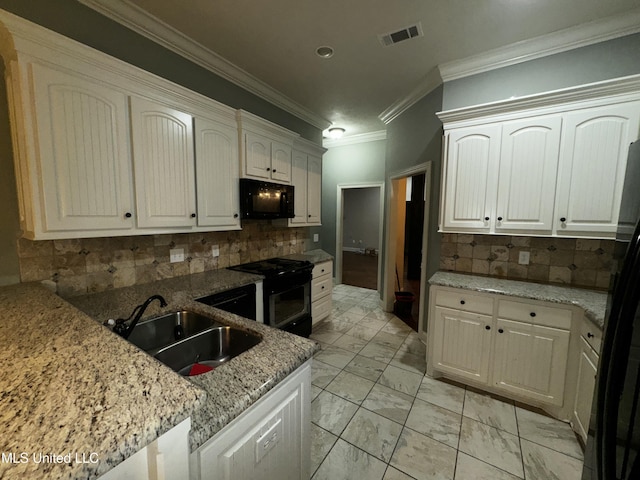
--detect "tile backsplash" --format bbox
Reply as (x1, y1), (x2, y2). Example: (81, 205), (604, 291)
(439, 234), (614, 290)
(17, 222), (310, 297)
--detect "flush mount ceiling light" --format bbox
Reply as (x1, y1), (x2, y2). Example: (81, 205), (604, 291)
(316, 46), (334, 58)
(325, 127), (345, 139)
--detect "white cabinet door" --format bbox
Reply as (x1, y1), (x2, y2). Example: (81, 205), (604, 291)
(432, 306), (493, 384)
(307, 155), (322, 225)
(29, 62), (135, 233)
(194, 117), (240, 229)
(492, 318), (570, 406)
(572, 336), (599, 443)
(442, 125), (501, 231)
(289, 150), (308, 225)
(495, 116), (561, 233)
(244, 132), (271, 180)
(130, 97), (196, 229)
(555, 102), (640, 236)
(271, 141), (292, 183)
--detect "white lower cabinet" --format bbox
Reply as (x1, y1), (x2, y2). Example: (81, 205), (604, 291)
(428, 286), (572, 409)
(190, 360), (311, 480)
(311, 260), (333, 326)
(572, 336), (599, 443)
(98, 418), (191, 480)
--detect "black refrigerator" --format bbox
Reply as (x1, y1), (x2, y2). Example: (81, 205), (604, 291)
(583, 139), (640, 479)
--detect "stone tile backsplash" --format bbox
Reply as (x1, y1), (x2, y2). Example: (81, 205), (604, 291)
(439, 234), (614, 290)
(17, 221), (310, 297)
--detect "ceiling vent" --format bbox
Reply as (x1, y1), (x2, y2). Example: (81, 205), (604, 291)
(378, 23), (423, 47)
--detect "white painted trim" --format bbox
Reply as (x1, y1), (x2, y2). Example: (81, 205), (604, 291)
(323, 130), (387, 148)
(335, 182), (385, 291)
(378, 67), (443, 125)
(76, 0), (330, 130)
(382, 163), (431, 335)
(439, 8), (640, 82)
(437, 74), (640, 127)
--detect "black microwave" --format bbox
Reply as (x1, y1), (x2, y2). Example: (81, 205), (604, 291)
(240, 178), (295, 219)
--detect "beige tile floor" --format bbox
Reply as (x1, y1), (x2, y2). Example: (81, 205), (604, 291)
(310, 284), (584, 480)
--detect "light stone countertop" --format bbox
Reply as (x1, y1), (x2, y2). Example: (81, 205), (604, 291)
(429, 271), (608, 330)
(2, 266), (319, 479)
(0, 283), (206, 480)
(282, 248), (333, 265)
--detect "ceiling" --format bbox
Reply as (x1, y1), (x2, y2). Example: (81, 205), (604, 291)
(81, 0), (640, 138)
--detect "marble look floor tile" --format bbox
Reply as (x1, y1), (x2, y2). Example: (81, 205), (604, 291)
(383, 466), (415, 480)
(311, 384), (323, 401)
(311, 424), (338, 475)
(390, 427), (457, 480)
(365, 310), (396, 321)
(405, 398), (462, 448)
(321, 318), (360, 334)
(378, 364), (423, 396)
(362, 384), (415, 424)
(314, 345), (357, 369)
(325, 370), (375, 404)
(343, 324), (381, 341)
(516, 407), (584, 460)
(463, 390), (518, 435)
(371, 331), (406, 349)
(454, 452), (521, 480)
(311, 359), (342, 388)
(310, 330), (343, 345)
(398, 333), (427, 357)
(459, 417), (524, 478)
(312, 439), (387, 480)
(342, 408), (403, 462)
(380, 321), (413, 336)
(521, 438), (583, 480)
(311, 391), (359, 436)
(344, 354), (387, 382)
(390, 350), (426, 375)
(359, 342), (399, 363)
(332, 334), (369, 354)
(416, 376), (465, 414)
(346, 304), (376, 316)
(358, 317), (389, 331)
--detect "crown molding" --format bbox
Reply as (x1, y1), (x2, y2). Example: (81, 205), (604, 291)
(77, 0), (330, 130)
(439, 8), (640, 82)
(378, 67), (442, 125)
(323, 130), (387, 148)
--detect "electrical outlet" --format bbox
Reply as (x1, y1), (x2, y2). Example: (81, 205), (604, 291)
(255, 419), (282, 463)
(518, 251), (530, 265)
(169, 248), (184, 263)
(211, 245), (219, 257)
(313, 233), (319, 242)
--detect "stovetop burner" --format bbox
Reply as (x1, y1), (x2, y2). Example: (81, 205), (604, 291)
(228, 258), (312, 276)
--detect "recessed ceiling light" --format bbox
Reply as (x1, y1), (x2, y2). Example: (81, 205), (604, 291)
(316, 46), (334, 58)
(325, 127), (345, 139)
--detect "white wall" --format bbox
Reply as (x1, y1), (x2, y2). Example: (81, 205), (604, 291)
(342, 187), (381, 252)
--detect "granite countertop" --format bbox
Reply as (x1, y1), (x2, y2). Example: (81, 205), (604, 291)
(1, 266), (319, 479)
(429, 271), (608, 329)
(66, 267), (320, 452)
(0, 283), (205, 480)
(282, 248), (333, 265)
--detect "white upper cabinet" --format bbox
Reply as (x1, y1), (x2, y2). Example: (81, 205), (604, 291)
(441, 125), (501, 232)
(130, 96), (197, 229)
(194, 117), (241, 229)
(271, 140), (293, 183)
(12, 61), (135, 238)
(438, 77), (640, 239)
(244, 132), (272, 180)
(555, 102), (640, 236)
(289, 138), (325, 227)
(495, 116), (561, 233)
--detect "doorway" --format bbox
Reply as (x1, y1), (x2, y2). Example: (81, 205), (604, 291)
(335, 183), (385, 291)
(383, 163), (431, 337)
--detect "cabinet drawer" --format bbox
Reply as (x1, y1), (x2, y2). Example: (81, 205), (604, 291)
(581, 318), (603, 353)
(313, 260), (333, 278)
(312, 295), (332, 325)
(312, 274), (332, 302)
(434, 288), (494, 315)
(497, 299), (572, 330)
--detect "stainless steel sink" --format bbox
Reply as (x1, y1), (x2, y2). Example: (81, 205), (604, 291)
(127, 310), (222, 352)
(153, 326), (262, 376)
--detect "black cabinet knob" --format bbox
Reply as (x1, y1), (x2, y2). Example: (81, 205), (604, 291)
(234, 213), (239, 218)
(498, 328), (504, 334)
(308, 214), (312, 217)
(272, 169), (276, 173)
(266, 167), (271, 171)
(485, 325), (491, 330)
(587, 332), (594, 338)
(190, 213), (196, 218)
(497, 216), (503, 221)
(560, 217), (567, 222)
(460, 300), (466, 305)
(530, 312), (536, 317)
(124, 212), (132, 218)
(484, 216), (490, 221)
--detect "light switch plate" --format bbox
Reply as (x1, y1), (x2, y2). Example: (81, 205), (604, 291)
(518, 251), (530, 265)
(169, 248), (184, 263)
(313, 234), (319, 242)
(211, 245), (220, 257)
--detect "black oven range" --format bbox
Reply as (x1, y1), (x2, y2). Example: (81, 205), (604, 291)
(229, 258), (313, 337)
